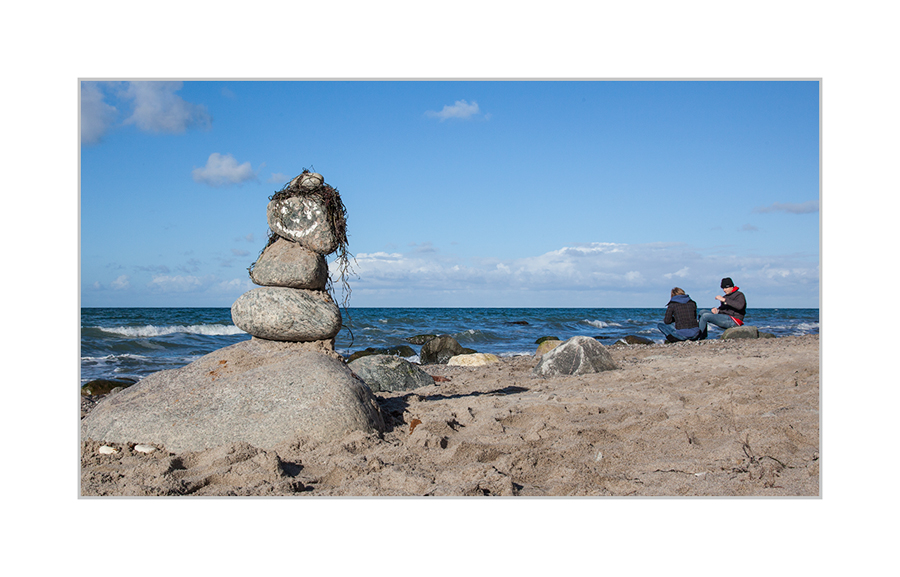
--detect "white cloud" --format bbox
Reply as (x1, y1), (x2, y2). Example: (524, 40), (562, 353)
(425, 99), (483, 121)
(753, 200), (819, 214)
(192, 153), (257, 186)
(81, 82), (118, 144)
(268, 172), (293, 184)
(664, 266), (690, 279)
(148, 274), (207, 292)
(110, 275), (130, 290)
(122, 81), (211, 133)
(346, 241), (819, 306)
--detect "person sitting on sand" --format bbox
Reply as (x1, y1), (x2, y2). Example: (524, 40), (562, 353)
(697, 277), (747, 338)
(657, 287), (702, 342)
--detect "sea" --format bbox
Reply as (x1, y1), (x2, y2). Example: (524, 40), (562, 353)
(80, 307), (819, 386)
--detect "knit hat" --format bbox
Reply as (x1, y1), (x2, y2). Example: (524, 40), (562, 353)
(721, 277), (734, 289)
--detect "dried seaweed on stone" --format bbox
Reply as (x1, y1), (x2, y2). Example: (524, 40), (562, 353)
(248, 169), (357, 340)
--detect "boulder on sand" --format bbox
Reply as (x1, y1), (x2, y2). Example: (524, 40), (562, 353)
(81, 378), (137, 396)
(447, 353), (500, 367)
(419, 335), (475, 365)
(721, 325), (760, 340)
(80, 339), (385, 453)
(231, 287), (341, 341)
(533, 335), (618, 377)
(348, 354), (435, 393)
(347, 345), (417, 363)
(616, 335), (654, 345)
(535, 339), (562, 357)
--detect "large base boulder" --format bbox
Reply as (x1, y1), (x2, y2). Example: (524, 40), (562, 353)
(231, 287), (341, 341)
(80, 339), (385, 453)
(348, 354), (434, 393)
(533, 335), (618, 377)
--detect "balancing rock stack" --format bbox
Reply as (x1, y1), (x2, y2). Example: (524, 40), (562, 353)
(231, 172), (342, 345)
(81, 171), (387, 453)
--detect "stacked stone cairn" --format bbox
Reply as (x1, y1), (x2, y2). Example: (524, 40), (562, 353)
(231, 172), (343, 345)
(81, 171), (387, 453)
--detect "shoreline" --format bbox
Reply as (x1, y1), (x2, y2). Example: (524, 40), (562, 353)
(81, 334), (819, 496)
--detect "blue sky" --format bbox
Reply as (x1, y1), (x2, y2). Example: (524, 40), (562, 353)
(81, 80), (819, 308)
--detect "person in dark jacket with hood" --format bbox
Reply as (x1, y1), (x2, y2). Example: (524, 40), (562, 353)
(697, 277), (747, 338)
(657, 287), (702, 342)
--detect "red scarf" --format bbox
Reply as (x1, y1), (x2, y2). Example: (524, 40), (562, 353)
(727, 287), (743, 325)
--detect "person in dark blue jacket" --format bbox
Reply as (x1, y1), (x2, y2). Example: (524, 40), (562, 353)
(657, 287), (702, 342)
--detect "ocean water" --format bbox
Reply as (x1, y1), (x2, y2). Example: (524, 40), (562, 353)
(80, 307), (819, 386)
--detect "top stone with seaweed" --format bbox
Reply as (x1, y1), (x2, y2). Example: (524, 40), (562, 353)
(265, 172), (347, 256)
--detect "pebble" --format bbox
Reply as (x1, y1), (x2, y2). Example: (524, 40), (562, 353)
(134, 444), (156, 453)
(99, 445), (117, 454)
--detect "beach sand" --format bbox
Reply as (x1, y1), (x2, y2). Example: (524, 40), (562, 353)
(80, 334), (819, 496)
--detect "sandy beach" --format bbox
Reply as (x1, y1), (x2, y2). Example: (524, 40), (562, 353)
(81, 334), (819, 496)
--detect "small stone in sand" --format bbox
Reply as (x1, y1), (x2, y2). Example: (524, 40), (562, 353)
(99, 446), (118, 454)
(134, 444), (156, 453)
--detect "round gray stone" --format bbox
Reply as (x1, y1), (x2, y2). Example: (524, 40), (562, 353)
(533, 335), (618, 377)
(80, 340), (385, 453)
(419, 335), (475, 365)
(267, 195), (338, 255)
(721, 325), (760, 340)
(250, 237), (328, 289)
(348, 354), (435, 393)
(232, 287), (341, 341)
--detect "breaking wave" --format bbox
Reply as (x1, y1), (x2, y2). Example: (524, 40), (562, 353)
(96, 324), (246, 338)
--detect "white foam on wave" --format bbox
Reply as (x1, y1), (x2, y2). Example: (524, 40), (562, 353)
(82, 353), (150, 362)
(499, 351), (532, 358)
(582, 319), (622, 329)
(98, 324), (246, 337)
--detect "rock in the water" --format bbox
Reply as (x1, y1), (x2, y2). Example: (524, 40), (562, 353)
(405, 334), (437, 345)
(347, 345), (417, 363)
(249, 237), (328, 289)
(81, 378), (138, 396)
(759, 331), (776, 339)
(535, 339), (562, 357)
(447, 353), (500, 367)
(535, 336), (560, 345)
(721, 325), (760, 340)
(617, 335), (654, 345)
(533, 336), (618, 377)
(231, 287), (341, 341)
(80, 340), (385, 453)
(419, 335), (475, 365)
(348, 354), (434, 393)
(267, 195), (338, 255)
